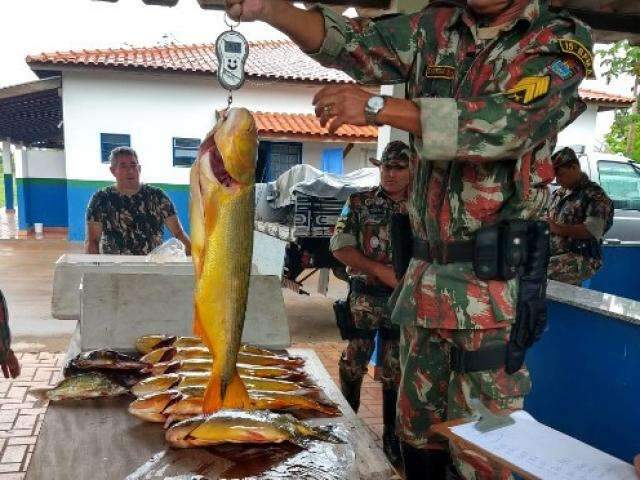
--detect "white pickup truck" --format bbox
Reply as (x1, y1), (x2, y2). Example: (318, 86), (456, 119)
(560, 147), (640, 244)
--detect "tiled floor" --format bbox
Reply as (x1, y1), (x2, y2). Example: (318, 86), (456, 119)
(0, 345), (386, 478)
(0, 352), (64, 479)
(0, 210), (18, 240)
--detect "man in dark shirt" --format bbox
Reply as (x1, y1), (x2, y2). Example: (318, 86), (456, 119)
(85, 147), (191, 256)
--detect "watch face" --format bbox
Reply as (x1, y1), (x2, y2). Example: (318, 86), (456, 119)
(367, 96), (384, 111)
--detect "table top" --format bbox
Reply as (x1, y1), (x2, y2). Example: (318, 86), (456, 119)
(26, 348), (398, 480)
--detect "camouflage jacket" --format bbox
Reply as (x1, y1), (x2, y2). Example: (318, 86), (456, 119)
(312, 0), (592, 329)
(331, 187), (406, 328)
(549, 173), (613, 256)
(0, 290), (11, 363)
(86, 184), (177, 255)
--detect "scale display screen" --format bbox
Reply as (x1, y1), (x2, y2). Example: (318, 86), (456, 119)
(225, 41), (242, 53)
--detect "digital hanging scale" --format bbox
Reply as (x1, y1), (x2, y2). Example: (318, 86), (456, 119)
(215, 29), (249, 92)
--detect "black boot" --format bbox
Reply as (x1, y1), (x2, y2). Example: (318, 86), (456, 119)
(339, 372), (363, 413)
(401, 442), (452, 480)
(382, 388), (402, 467)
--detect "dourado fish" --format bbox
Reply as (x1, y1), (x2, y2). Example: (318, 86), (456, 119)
(149, 359), (309, 383)
(190, 107), (257, 413)
(165, 410), (343, 448)
(129, 388), (339, 423)
(45, 373), (128, 401)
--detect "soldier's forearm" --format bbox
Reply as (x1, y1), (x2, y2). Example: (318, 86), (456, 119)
(261, 0), (326, 54)
(333, 246), (383, 280)
(377, 97), (422, 137)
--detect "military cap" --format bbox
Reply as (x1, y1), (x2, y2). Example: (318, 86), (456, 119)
(370, 140), (411, 167)
(552, 147), (579, 169)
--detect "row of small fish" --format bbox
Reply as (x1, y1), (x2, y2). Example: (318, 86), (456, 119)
(136, 334), (282, 358)
(131, 371), (316, 398)
(140, 346), (304, 370)
(129, 388), (340, 424)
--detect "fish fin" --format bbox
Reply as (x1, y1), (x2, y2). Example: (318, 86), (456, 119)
(221, 370), (252, 410)
(202, 375), (223, 414)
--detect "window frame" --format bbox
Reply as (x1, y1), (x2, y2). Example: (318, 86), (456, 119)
(172, 137), (201, 168)
(100, 133), (131, 164)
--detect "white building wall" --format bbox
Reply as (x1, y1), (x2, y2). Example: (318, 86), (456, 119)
(62, 70), (373, 184)
(556, 104), (599, 152)
(21, 149), (66, 179)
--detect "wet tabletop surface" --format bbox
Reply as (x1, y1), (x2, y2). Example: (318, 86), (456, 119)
(25, 348), (397, 480)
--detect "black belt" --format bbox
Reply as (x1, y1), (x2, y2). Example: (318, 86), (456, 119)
(350, 278), (393, 298)
(450, 344), (507, 374)
(413, 238), (475, 264)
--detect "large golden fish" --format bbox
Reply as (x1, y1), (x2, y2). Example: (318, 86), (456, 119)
(190, 108), (257, 413)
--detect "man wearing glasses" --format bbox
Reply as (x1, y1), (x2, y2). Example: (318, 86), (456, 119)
(85, 146), (191, 256)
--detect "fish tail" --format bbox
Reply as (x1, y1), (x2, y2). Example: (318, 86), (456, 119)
(221, 370), (252, 409)
(202, 376), (223, 414)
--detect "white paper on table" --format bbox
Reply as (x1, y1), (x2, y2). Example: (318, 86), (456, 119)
(450, 411), (636, 480)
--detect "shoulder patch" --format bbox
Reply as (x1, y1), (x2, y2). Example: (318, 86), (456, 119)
(558, 39), (594, 79)
(550, 59), (574, 80)
(506, 76), (550, 105)
(340, 203), (350, 217)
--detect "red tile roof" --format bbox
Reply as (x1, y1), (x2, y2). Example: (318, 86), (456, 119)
(578, 88), (635, 105)
(254, 112), (377, 142)
(26, 41), (354, 84)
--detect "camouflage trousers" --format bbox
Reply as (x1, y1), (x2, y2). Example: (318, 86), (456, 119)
(339, 334), (400, 391)
(548, 252), (602, 286)
(397, 325), (532, 480)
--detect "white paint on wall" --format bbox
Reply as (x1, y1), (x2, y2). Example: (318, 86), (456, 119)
(21, 149), (66, 179)
(1, 141), (11, 175)
(557, 104), (599, 152)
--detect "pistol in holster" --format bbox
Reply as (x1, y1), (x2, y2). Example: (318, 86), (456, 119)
(390, 213), (413, 280)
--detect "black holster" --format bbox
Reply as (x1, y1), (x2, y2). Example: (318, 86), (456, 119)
(390, 213), (413, 280)
(333, 280), (380, 341)
(333, 298), (354, 341)
(506, 220), (550, 374)
(446, 221), (550, 375)
(568, 238), (602, 261)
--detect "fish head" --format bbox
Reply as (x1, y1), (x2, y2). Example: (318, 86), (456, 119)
(212, 107), (257, 188)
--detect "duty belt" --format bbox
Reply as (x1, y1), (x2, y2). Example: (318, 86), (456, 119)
(450, 344), (507, 373)
(413, 238), (475, 264)
(350, 278), (394, 298)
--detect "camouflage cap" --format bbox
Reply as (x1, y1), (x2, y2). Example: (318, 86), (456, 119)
(370, 140), (411, 167)
(552, 147), (579, 169)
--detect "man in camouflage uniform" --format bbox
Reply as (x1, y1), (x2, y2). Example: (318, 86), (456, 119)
(547, 147), (613, 285)
(226, 0), (592, 477)
(330, 140), (410, 465)
(85, 146), (191, 256)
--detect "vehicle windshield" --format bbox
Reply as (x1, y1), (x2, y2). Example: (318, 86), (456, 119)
(598, 160), (640, 210)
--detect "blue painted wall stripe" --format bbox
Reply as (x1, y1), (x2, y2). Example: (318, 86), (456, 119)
(16, 178), (68, 230)
(3, 174), (13, 211)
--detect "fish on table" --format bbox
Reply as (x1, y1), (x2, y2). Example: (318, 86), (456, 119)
(129, 388), (340, 423)
(135, 335), (204, 354)
(165, 410), (343, 448)
(65, 349), (149, 374)
(190, 107), (258, 413)
(43, 373), (129, 401)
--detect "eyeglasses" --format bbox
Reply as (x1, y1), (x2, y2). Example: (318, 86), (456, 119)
(117, 163), (140, 170)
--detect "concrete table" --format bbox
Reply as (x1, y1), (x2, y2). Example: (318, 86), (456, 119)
(26, 349), (398, 480)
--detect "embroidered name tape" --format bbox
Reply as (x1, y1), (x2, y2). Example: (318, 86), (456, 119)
(559, 39), (594, 78)
(425, 65), (456, 80)
(506, 76), (550, 104)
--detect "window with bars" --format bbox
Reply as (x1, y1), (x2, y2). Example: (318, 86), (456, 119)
(266, 142), (303, 180)
(173, 137), (201, 167)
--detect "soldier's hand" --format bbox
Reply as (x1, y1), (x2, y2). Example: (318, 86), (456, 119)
(634, 454), (640, 477)
(226, 0), (267, 22)
(1, 350), (20, 379)
(313, 85), (372, 134)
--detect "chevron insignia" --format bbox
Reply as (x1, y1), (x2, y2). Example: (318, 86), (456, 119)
(506, 76), (550, 104)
